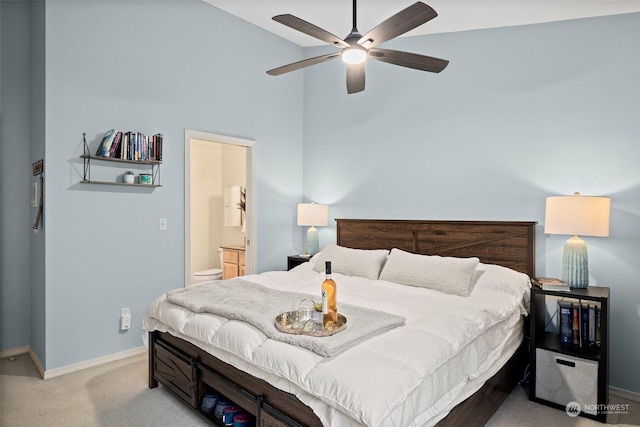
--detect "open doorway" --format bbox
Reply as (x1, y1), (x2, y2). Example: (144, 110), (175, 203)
(184, 130), (256, 287)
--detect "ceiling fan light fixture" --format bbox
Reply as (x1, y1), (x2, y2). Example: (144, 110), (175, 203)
(342, 47), (367, 64)
(267, 2), (448, 93)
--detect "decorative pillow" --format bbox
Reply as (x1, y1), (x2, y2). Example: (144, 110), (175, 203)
(312, 244), (390, 279)
(473, 263), (532, 299)
(378, 248), (480, 296)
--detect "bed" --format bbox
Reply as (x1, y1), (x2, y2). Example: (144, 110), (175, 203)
(144, 219), (536, 426)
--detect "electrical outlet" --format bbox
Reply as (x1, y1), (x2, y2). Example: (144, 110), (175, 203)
(120, 307), (131, 331)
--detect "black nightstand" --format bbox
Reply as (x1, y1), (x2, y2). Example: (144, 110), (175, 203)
(287, 255), (311, 270)
(529, 284), (610, 422)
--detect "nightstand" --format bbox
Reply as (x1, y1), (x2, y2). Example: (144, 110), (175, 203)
(529, 284), (610, 422)
(287, 255), (311, 271)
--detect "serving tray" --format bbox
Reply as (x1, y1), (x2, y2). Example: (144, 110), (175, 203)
(274, 311), (347, 337)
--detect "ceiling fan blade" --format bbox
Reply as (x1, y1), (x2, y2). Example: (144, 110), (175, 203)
(368, 48), (449, 73)
(267, 53), (341, 76)
(346, 63), (365, 94)
(273, 14), (350, 48)
(358, 2), (437, 49)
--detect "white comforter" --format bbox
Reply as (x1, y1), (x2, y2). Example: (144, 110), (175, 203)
(144, 262), (530, 427)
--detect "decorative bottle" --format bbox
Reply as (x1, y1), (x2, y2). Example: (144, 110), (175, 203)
(321, 261), (337, 329)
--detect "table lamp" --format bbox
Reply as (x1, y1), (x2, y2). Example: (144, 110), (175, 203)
(544, 192), (610, 288)
(297, 203), (328, 256)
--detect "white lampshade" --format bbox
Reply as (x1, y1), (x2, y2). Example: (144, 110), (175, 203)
(297, 203), (329, 227)
(297, 203), (328, 256)
(544, 193), (610, 237)
(544, 192), (611, 288)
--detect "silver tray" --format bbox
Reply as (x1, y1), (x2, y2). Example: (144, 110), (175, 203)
(274, 311), (347, 337)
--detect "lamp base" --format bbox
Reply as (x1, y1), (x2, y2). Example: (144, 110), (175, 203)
(305, 226), (320, 256)
(561, 236), (589, 288)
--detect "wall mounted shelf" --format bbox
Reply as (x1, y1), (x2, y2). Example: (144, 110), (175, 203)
(81, 132), (162, 187)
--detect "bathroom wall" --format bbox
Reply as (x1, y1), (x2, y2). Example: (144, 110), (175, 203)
(190, 139), (246, 280)
(190, 139), (223, 276)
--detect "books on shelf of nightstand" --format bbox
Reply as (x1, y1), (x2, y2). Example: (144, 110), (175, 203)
(558, 300), (601, 347)
(533, 277), (570, 291)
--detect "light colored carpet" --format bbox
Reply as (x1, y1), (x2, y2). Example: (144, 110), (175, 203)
(0, 352), (206, 427)
(1, 352), (638, 426)
(486, 384), (639, 427)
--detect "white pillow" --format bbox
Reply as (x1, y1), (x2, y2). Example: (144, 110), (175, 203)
(378, 248), (480, 296)
(473, 263), (532, 299)
(312, 244), (390, 279)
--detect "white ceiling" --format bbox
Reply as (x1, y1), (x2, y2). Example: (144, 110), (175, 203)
(203, 0), (640, 47)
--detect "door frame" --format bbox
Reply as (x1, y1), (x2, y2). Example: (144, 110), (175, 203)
(184, 129), (256, 286)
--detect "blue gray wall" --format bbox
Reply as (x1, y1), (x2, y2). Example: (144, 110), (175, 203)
(1, 0), (638, 396)
(41, 0), (304, 369)
(1, 0), (34, 353)
(303, 14), (640, 394)
(1, 0), (305, 369)
(31, 0), (47, 371)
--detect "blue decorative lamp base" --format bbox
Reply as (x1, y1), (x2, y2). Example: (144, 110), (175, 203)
(561, 236), (589, 288)
(305, 226), (320, 255)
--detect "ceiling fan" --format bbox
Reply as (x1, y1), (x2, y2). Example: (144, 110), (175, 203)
(266, 1), (449, 94)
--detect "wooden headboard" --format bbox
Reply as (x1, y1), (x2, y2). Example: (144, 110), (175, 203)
(336, 219), (536, 278)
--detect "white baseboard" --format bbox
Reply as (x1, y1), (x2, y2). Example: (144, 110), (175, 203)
(43, 346), (147, 379)
(610, 386), (640, 403)
(2, 345), (146, 380)
(29, 348), (46, 378)
(0, 346), (30, 358)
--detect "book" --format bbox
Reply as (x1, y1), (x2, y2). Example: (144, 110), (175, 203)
(155, 133), (163, 161)
(595, 306), (601, 345)
(588, 304), (596, 343)
(559, 301), (572, 344)
(120, 132), (129, 159)
(95, 129), (115, 156)
(581, 303), (589, 345)
(535, 277), (570, 292)
(571, 303), (580, 345)
(107, 131), (122, 158)
(102, 129), (118, 157)
(129, 132), (136, 160)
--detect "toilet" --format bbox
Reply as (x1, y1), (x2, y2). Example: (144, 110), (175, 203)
(192, 268), (223, 283)
(192, 249), (224, 284)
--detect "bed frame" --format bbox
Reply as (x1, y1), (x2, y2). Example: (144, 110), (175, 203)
(149, 219), (536, 426)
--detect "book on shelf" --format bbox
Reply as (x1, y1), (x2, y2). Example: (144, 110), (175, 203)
(571, 303), (580, 345)
(588, 304), (596, 343)
(557, 299), (601, 348)
(107, 131), (122, 158)
(93, 129), (163, 162)
(581, 303), (589, 345)
(95, 129), (116, 157)
(595, 306), (601, 345)
(535, 277), (570, 291)
(559, 301), (572, 344)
